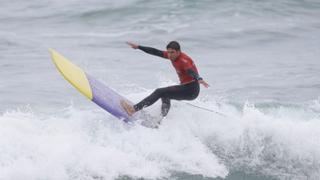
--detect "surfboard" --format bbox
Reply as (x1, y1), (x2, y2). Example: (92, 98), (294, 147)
(50, 49), (135, 122)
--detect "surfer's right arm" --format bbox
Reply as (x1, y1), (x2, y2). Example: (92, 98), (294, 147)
(126, 42), (165, 58)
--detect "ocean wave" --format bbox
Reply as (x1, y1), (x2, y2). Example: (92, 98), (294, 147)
(0, 95), (320, 179)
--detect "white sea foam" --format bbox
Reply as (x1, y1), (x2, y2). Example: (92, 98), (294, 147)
(0, 102), (228, 179)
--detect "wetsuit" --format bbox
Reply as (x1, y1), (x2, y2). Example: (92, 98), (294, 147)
(133, 45), (203, 117)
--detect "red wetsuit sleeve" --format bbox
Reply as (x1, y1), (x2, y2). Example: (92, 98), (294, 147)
(181, 56), (202, 80)
(163, 51), (169, 59)
(181, 58), (195, 70)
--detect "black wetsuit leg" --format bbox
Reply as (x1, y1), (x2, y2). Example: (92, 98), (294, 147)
(161, 97), (171, 117)
(133, 81), (200, 116)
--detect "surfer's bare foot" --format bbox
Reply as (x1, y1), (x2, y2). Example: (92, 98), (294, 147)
(120, 100), (135, 116)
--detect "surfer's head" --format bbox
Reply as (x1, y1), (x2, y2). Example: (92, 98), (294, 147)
(166, 41), (181, 61)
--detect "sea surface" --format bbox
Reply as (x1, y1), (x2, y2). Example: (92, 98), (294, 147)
(0, 0), (320, 179)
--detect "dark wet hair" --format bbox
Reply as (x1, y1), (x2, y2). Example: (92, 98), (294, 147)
(166, 41), (180, 51)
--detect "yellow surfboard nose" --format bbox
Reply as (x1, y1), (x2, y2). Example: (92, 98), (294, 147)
(50, 49), (93, 100)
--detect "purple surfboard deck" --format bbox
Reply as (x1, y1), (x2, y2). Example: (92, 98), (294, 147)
(86, 74), (133, 122)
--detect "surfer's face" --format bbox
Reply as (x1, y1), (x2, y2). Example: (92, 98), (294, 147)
(167, 48), (180, 61)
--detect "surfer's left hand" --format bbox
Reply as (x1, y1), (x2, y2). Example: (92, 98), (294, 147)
(199, 80), (209, 88)
(126, 41), (139, 49)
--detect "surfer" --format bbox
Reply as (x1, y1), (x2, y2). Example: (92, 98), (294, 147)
(121, 41), (209, 117)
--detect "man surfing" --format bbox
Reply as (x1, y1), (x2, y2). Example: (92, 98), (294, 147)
(121, 41), (209, 117)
